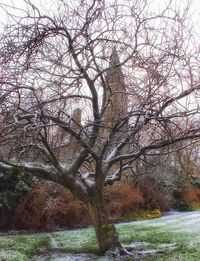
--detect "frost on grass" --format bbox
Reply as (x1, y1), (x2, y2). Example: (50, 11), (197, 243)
(31, 253), (107, 261)
(117, 211), (200, 259)
(118, 211), (200, 230)
(0, 250), (28, 261)
(1, 211), (200, 260)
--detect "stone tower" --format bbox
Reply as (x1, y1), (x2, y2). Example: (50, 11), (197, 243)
(69, 108), (82, 143)
(103, 48), (128, 127)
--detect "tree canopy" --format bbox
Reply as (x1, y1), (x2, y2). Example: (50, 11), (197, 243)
(0, 0), (200, 255)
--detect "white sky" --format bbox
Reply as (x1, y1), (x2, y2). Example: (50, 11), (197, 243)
(0, 0), (199, 37)
(0, 0), (200, 21)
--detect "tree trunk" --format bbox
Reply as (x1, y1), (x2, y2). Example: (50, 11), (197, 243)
(87, 188), (124, 255)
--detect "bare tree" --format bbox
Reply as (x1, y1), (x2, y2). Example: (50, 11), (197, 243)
(1, 0), (200, 255)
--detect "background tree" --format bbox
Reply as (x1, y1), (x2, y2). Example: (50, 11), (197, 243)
(1, 0), (200, 255)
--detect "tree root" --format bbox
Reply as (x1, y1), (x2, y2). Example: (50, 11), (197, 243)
(116, 242), (177, 259)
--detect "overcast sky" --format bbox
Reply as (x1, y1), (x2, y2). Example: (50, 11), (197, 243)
(0, 0), (199, 37)
(0, 0), (200, 21)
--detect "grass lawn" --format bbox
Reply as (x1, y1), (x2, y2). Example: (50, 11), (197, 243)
(0, 211), (200, 260)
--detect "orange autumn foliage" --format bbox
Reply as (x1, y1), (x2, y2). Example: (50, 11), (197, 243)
(15, 181), (145, 229)
(104, 183), (144, 219)
(15, 181), (90, 229)
(138, 178), (173, 211)
(183, 188), (200, 209)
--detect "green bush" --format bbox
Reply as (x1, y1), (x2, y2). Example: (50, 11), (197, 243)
(174, 200), (193, 211)
(0, 170), (36, 230)
(0, 171), (36, 209)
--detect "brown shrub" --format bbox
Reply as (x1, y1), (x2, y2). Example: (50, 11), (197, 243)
(15, 181), (145, 229)
(183, 188), (200, 209)
(15, 181), (90, 229)
(105, 182), (144, 219)
(17, 180), (171, 230)
(138, 178), (173, 211)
